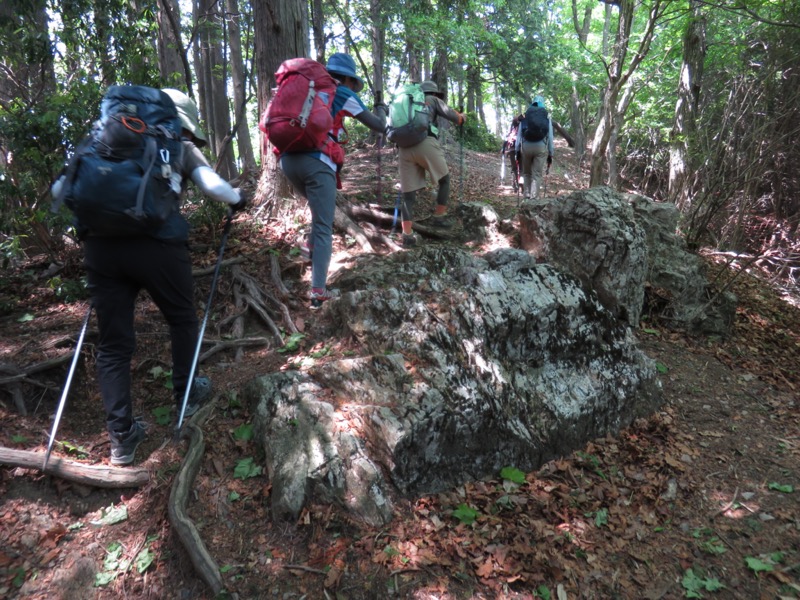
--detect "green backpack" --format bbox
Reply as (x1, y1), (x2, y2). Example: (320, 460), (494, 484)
(387, 83), (431, 148)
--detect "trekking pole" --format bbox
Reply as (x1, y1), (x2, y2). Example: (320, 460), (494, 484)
(175, 210), (234, 437)
(43, 303), (93, 471)
(391, 188), (401, 235)
(500, 149), (506, 184)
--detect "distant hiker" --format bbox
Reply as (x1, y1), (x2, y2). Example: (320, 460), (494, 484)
(51, 87), (247, 465)
(515, 96), (555, 200)
(393, 80), (465, 248)
(502, 114), (523, 188)
(274, 53), (387, 309)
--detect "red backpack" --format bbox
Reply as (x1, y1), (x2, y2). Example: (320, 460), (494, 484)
(259, 58), (343, 165)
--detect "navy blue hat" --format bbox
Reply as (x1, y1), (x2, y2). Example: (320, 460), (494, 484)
(326, 53), (364, 93)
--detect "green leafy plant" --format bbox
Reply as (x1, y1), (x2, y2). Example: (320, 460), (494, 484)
(767, 482), (793, 493)
(534, 585), (552, 599)
(452, 503), (479, 525)
(277, 332), (306, 354)
(232, 423), (253, 442)
(656, 362), (669, 374)
(500, 466), (526, 485)
(681, 568), (724, 598)
(233, 457), (262, 480)
(152, 405), (172, 426)
(58, 440), (89, 457)
(745, 552), (784, 574)
(91, 503), (129, 527)
(148, 366), (173, 390)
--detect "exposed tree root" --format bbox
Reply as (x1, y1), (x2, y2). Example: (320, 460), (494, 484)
(231, 264), (295, 343)
(168, 399), (230, 597)
(0, 447), (149, 488)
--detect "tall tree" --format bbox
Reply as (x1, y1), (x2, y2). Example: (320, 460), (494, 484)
(195, 0), (236, 180)
(589, 0), (670, 187)
(227, 0), (256, 174)
(253, 0), (310, 207)
(668, 1), (706, 210)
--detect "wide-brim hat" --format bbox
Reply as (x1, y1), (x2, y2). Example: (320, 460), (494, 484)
(161, 88), (208, 147)
(326, 53), (364, 93)
(420, 80), (445, 98)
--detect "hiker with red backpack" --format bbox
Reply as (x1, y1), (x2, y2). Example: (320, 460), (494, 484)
(51, 87), (247, 465)
(515, 95), (555, 200)
(262, 53), (386, 309)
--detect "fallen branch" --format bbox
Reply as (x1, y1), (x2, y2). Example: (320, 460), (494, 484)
(168, 399), (225, 596)
(0, 447), (149, 488)
(198, 337), (271, 363)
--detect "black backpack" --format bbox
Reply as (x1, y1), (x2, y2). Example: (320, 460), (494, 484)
(522, 105), (549, 142)
(53, 85), (185, 237)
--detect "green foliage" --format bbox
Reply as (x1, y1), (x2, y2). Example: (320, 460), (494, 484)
(500, 466), (526, 485)
(452, 503), (479, 525)
(232, 423), (254, 442)
(681, 568), (725, 598)
(767, 482), (793, 493)
(233, 457), (262, 480)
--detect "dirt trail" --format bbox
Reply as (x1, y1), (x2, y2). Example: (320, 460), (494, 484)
(1, 138), (799, 599)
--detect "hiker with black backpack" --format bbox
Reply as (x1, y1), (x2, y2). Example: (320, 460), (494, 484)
(265, 53), (387, 309)
(515, 95), (555, 200)
(51, 87), (247, 466)
(390, 80), (465, 248)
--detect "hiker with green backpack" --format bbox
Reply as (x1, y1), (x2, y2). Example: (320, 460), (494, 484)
(51, 87), (247, 465)
(387, 80), (465, 248)
(515, 95), (555, 200)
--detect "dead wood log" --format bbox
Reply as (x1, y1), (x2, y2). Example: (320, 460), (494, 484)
(345, 204), (396, 228)
(168, 399), (225, 596)
(334, 205), (373, 252)
(0, 447), (149, 488)
(198, 337), (271, 363)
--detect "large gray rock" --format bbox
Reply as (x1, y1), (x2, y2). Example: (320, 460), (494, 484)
(519, 187), (736, 335)
(244, 247), (662, 526)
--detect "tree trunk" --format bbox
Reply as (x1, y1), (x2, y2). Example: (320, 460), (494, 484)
(196, 0), (236, 180)
(311, 0), (325, 62)
(253, 0), (309, 209)
(227, 0), (256, 173)
(590, 0), (662, 187)
(156, 0), (184, 86)
(669, 2), (706, 210)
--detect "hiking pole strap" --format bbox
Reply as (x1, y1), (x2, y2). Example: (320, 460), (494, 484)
(175, 211), (234, 435)
(43, 303), (93, 471)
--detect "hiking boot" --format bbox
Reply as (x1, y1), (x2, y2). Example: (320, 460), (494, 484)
(402, 234), (418, 248)
(177, 376), (212, 419)
(109, 420), (148, 466)
(310, 288), (340, 310)
(431, 215), (454, 229)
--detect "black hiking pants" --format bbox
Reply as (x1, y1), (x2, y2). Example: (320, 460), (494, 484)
(83, 237), (198, 436)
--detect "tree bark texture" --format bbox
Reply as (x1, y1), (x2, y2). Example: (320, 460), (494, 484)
(253, 0), (309, 207)
(669, 2), (706, 210)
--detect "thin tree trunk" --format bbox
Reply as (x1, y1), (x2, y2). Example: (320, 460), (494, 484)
(227, 0), (256, 173)
(669, 1), (706, 210)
